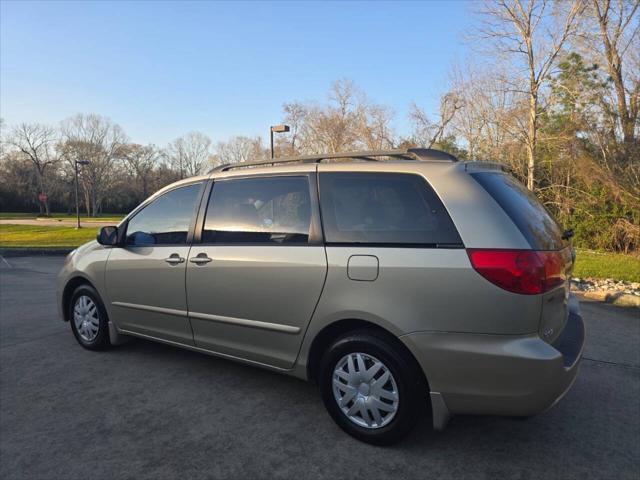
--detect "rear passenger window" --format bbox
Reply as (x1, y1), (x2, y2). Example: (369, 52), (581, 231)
(203, 176), (311, 244)
(319, 173), (462, 246)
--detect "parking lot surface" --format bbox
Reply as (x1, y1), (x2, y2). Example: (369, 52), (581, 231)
(1, 255), (639, 479)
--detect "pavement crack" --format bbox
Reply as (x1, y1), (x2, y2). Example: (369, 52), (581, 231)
(2, 268), (56, 275)
(1, 331), (68, 349)
(582, 356), (640, 370)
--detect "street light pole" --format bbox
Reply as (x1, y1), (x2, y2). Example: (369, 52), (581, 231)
(269, 124), (290, 159)
(74, 161), (80, 229)
(74, 160), (90, 229)
(270, 130), (274, 160)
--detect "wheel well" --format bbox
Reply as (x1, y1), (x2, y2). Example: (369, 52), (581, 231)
(61, 277), (95, 322)
(306, 319), (429, 390)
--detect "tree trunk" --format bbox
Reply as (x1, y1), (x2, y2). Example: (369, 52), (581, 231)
(91, 191), (99, 217)
(83, 190), (91, 218)
(610, 58), (635, 147)
(593, 0), (636, 148)
(36, 167), (51, 216)
(141, 176), (149, 199)
(526, 88), (538, 191)
(67, 189), (73, 215)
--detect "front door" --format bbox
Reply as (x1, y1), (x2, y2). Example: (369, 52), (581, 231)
(186, 173), (327, 369)
(106, 182), (204, 344)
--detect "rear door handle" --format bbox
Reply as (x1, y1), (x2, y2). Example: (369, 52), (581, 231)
(164, 254), (185, 265)
(189, 253), (212, 265)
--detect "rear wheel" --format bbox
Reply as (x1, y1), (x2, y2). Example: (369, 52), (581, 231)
(318, 330), (426, 445)
(68, 284), (111, 350)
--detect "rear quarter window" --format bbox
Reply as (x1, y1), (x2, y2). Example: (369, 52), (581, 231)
(470, 171), (565, 250)
(319, 172), (462, 246)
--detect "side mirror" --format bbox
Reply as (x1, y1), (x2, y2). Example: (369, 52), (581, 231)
(97, 226), (119, 246)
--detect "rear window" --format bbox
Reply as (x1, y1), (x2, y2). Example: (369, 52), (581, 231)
(319, 172), (462, 246)
(471, 172), (565, 250)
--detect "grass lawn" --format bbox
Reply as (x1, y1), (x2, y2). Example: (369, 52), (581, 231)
(0, 224), (99, 248)
(0, 213), (34, 219)
(574, 249), (640, 282)
(0, 212), (124, 222)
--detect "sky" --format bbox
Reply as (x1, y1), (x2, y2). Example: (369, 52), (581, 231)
(1, 0), (473, 147)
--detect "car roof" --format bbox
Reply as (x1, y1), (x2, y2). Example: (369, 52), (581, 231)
(210, 148), (457, 173)
(156, 148), (508, 192)
(208, 147), (465, 180)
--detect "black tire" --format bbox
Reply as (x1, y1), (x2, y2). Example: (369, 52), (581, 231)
(318, 329), (427, 445)
(68, 284), (111, 350)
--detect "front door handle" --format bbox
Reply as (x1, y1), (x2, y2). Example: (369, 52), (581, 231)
(189, 253), (212, 265)
(164, 254), (185, 265)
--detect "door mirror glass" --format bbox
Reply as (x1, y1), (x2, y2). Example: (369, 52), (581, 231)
(97, 226), (119, 246)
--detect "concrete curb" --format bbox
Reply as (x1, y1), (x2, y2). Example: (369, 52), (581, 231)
(575, 291), (640, 308)
(0, 248), (73, 257)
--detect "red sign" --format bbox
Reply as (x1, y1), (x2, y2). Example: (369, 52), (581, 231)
(38, 193), (48, 203)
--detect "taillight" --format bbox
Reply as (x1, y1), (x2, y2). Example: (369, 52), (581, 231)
(467, 249), (566, 295)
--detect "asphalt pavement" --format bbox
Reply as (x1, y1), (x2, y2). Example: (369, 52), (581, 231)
(1, 255), (638, 479)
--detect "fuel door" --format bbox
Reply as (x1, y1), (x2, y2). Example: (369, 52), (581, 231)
(347, 255), (379, 281)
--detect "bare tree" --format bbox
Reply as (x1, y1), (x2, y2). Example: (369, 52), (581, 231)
(448, 65), (493, 159)
(287, 79), (394, 154)
(308, 79), (360, 153)
(448, 62), (532, 169)
(0, 150), (43, 212)
(410, 92), (463, 148)
(166, 132), (212, 178)
(281, 102), (308, 155)
(0, 118), (7, 151)
(477, 0), (584, 189)
(356, 104), (395, 150)
(7, 123), (59, 215)
(215, 135), (267, 165)
(60, 114), (128, 216)
(120, 143), (160, 200)
(585, 0), (639, 147)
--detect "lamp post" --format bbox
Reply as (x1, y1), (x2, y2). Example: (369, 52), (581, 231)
(270, 124), (290, 159)
(74, 160), (90, 229)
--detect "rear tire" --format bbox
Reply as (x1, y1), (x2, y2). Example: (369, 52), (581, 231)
(68, 284), (111, 350)
(318, 329), (426, 445)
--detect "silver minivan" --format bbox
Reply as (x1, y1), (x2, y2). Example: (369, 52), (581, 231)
(57, 148), (584, 444)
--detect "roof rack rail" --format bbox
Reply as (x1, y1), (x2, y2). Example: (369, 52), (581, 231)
(210, 147), (457, 173)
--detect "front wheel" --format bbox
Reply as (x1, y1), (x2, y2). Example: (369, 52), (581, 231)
(68, 284), (111, 350)
(318, 330), (426, 445)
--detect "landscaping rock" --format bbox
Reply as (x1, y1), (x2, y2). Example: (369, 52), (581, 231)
(571, 277), (640, 307)
(571, 277), (640, 296)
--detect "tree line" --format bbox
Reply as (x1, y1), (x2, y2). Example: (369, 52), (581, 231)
(0, 0), (638, 253)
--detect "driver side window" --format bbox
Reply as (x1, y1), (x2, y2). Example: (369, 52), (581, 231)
(126, 183), (202, 246)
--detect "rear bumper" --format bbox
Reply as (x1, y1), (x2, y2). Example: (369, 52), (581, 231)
(401, 305), (585, 427)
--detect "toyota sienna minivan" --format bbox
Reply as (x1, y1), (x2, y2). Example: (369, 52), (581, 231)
(57, 148), (585, 444)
